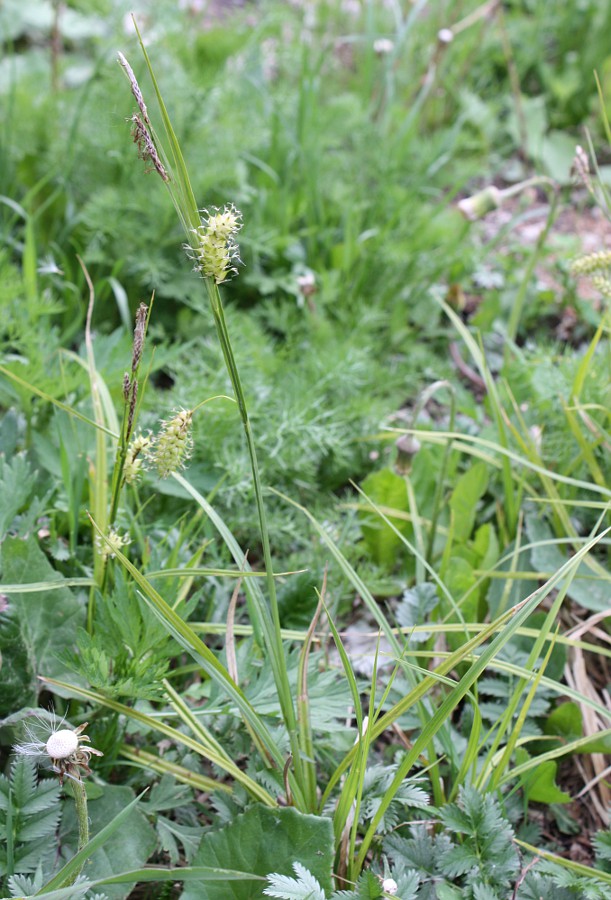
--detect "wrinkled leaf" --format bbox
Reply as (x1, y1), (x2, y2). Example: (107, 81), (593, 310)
(183, 805), (334, 900)
(0, 535), (84, 713)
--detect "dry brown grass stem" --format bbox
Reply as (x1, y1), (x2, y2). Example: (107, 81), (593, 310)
(565, 644), (611, 826)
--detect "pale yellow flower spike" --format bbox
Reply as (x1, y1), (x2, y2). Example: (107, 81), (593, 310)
(192, 205), (243, 284)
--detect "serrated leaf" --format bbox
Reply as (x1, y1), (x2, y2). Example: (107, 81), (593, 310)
(18, 805), (61, 841)
(156, 815), (202, 865)
(396, 583), (438, 643)
(472, 883), (501, 900)
(142, 774), (191, 812)
(354, 871), (384, 899)
(21, 777), (61, 815)
(439, 843), (478, 878)
(594, 830), (611, 862)
(439, 803), (472, 834)
(10, 754), (38, 807)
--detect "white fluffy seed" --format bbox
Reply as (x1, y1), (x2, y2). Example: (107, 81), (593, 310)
(46, 730), (78, 759)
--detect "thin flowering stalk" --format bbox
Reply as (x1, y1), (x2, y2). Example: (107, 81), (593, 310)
(101, 302), (152, 597)
(119, 25), (310, 806)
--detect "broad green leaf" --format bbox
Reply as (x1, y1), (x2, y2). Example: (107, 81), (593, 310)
(0, 535), (84, 713)
(183, 805), (334, 900)
(359, 469), (409, 569)
(449, 462), (488, 544)
(472, 523), (499, 574)
(443, 557), (479, 623)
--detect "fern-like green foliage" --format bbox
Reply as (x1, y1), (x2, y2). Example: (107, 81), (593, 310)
(58, 577), (171, 701)
(382, 788), (611, 898)
(264, 861), (327, 900)
(0, 757), (60, 886)
(360, 766), (430, 835)
(265, 864), (386, 900)
(140, 775), (201, 865)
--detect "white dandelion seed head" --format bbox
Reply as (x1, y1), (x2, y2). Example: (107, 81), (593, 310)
(46, 730), (79, 759)
(13, 711), (103, 783)
(14, 709), (68, 759)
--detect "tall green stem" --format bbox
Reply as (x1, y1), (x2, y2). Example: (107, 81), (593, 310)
(60, 778), (89, 887)
(205, 279), (307, 804)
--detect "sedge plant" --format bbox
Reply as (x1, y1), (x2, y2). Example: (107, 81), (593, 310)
(117, 25), (311, 810)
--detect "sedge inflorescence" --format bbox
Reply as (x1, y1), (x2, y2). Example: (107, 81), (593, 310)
(150, 408), (193, 478)
(191, 205), (242, 284)
(96, 526), (131, 560)
(123, 432), (153, 484)
(570, 249), (611, 299)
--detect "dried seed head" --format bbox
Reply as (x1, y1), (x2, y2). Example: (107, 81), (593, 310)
(130, 114), (169, 182)
(118, 51), (151, 126)
(132, 303), (148, 372)
(190, 206), (242, 284)
(572, 144), (593, 193)
(296, 271), (316, 297)
(150, 409), (194, 478)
